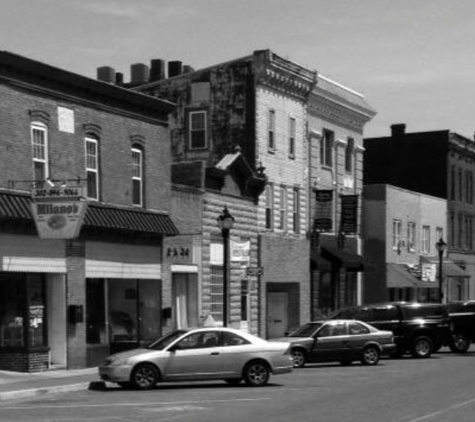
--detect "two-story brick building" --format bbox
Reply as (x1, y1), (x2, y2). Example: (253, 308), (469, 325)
(0, 51), (178, 372)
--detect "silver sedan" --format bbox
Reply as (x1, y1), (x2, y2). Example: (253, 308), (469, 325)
(99, 327), (293, 389)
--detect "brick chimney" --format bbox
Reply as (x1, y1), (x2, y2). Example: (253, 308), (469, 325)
(391, 123), (406, 138)
(97, 66), (115, 83)
(130, 63), (150, 85)
(150, 59), (166, 82)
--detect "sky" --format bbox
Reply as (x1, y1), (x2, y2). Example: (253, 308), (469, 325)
(1, 0), (475, 138)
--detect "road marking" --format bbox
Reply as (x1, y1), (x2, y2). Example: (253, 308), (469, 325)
(1, 397), (271, 411)
(405, 396), (475, 422)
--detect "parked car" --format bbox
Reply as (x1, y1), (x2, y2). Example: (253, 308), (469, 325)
(270, 319), (395, 367)
(98, 327), (293, 389)
(329, 302), (452, 358)
(444, 301), (475, 353)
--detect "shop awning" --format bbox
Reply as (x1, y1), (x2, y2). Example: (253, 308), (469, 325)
(310, 249), (332, 272)
(387, 263), (435, 289)
(320, 246), (364, 271)
(442, 262), (470, 278)
(0, 190), (179, 236)
(84, 203), (179, 236)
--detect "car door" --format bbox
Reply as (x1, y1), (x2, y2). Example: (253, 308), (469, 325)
(347, 321), (373, 359)
(309, 322), (350, 362)
(218, 331), (253, 377)
(162, 330), (223, 381)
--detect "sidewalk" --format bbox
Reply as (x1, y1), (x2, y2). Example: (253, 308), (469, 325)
(0, 367), (105, 401)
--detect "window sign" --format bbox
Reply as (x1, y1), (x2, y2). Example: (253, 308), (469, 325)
(58, 106), (75, 133)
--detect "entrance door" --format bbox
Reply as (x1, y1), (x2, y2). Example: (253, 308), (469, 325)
(172, 273), (198, 329)
(47, 274), (66, 367)
(267, 292), (288, 338)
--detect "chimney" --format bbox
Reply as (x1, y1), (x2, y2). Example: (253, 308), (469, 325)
(130, 63), (150, 85)
(391, 123), (406, 138)
(115, 72), (124, 86)
(97, 66), (115, 83)
(183, 65), (195, 74)
(150, 59), (166, 82)
(168, 61), (183, 78)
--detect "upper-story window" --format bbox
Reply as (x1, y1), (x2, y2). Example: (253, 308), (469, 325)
(288, 117), (296, 158)
(265, 185), (274, 229)
(450, 166), (456, 201)
(31, 123), (49, 182)
(345, 138), (354, 173)
(189, 110), (207, 149)
(279, 186), (287, 231)
(85, 137), (99, 200)
(466, 171), (473, 204)
(132, 146), (143, 206)
(458, 168), (463, 201)
(292, 188), (300, 234)
(268, 110), (275, 152)
(422, 225), (430, 254)
(407, 222), (416, 252)
(392, 219), (401, 250)
(321, 129), (334, 168)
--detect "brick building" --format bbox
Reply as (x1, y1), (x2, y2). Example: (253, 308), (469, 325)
(364, 124), (475, 301)
(119, 50), (316, 338)
(0, 51), (177, 372)
(308, 75), (376, 316)
(363, 184), (468, 303)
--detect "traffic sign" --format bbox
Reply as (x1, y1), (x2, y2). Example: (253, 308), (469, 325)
(246, 267), (263, 277)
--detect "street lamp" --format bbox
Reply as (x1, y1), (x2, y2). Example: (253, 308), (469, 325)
(435, 237), (447, 304)
(217, 206), (235, 327)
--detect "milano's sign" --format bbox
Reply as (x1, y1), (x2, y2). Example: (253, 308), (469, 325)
(30, 187), (87, 239)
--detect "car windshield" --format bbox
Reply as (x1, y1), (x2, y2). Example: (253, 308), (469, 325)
(147, 330), (188, 350)
(288, 323), (323, 337)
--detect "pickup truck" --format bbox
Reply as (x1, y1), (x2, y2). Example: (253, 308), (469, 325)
(444, 301), (475, 353)
(329, 302), (453, 358)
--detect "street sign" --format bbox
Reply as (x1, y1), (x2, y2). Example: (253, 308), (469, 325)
(246, 267), (263, 277)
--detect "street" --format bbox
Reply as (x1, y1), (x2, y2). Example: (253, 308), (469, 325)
(1, 350), (475, 422)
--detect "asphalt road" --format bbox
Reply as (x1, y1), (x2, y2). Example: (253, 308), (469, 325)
(1, 350), (475, 422)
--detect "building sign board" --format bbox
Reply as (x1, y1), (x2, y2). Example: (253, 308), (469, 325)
(231, 240), (250, 263)
(30, 187), (87, 239)
(165, 237), (193, 264)
(421, 263), (436, 282)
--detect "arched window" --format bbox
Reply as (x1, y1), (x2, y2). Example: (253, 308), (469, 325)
(85, 136), (100, 200)
(31, 122), (49, 183)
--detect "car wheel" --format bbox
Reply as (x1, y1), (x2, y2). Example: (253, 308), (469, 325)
(243, 361), (270, 387)
(361, 346), (380, 365)
(225, 378), (242, 386)
(449, 333), (471, 353)
(131, 363), (159, 390)
(291, 349), (306, 368)
(411, 336), (433, 358)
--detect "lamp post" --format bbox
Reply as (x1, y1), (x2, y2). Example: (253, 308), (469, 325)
(217, 206), (235, 327)
(435, 237), (447, 304)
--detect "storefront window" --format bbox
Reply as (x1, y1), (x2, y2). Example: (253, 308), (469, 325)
(0, 274), (25, 348)
(86, 279), (106, 345)
(0, 273), (46, 349)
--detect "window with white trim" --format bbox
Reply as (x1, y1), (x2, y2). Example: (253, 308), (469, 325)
(189, 110), (207, 149)
(407, 222), (416, 252)
(268, 109), (275, 151)
(289, 117), (296, 158)
(392, 219), (401, 249)
(265, 185), (274, 229)
(292, 188), (300, 234)
(85, 137), (99, 200)
(321, 129), (333, 167)
(31, 123), (48, 182)
(132, 147), (143, 206)
(279, 186), (287, 230)
(422, 225), (430, 254)
(345, 138), (354, 173)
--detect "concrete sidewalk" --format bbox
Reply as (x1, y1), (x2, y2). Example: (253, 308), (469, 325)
(0, 367), (104, 401)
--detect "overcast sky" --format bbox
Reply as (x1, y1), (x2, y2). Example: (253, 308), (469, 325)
(2, 0), (474, 138)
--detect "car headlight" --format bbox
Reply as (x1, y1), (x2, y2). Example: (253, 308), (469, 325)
(102, 358), (127, 366)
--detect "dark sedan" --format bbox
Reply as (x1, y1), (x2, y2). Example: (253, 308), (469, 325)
(271, 319), (395, 367)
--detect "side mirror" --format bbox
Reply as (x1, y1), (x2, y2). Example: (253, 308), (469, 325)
(169, 344), (181, 352)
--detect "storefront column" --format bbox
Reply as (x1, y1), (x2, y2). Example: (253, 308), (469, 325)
(66, 239), (86, 369)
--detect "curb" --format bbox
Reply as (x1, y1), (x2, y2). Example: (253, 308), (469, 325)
(0, 381), (107, 402)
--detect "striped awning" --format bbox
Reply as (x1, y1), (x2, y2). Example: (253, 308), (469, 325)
(0, 190), (178, 236)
